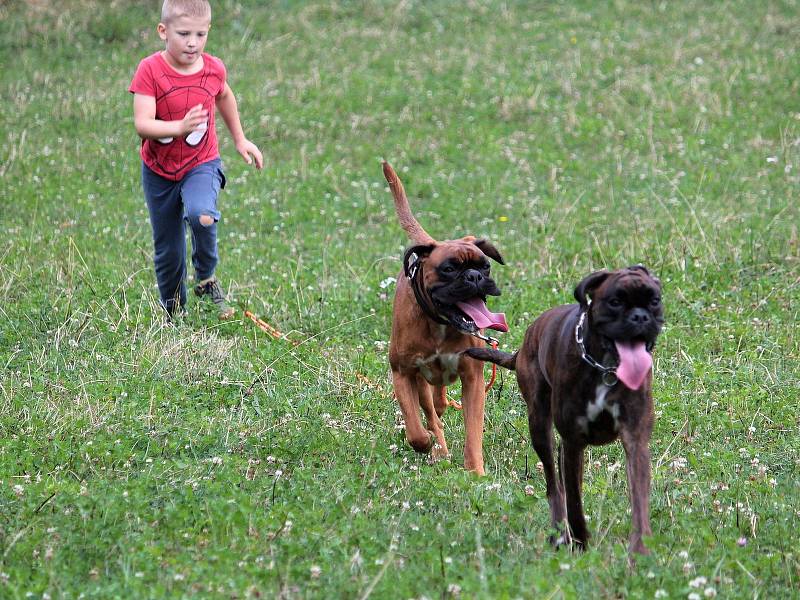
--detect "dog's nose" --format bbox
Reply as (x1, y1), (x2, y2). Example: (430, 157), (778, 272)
(628, 308), (651, 324)
(464, 269), (483, 284)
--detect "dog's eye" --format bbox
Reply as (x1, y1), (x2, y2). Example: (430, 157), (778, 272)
(441, 265), (456, 274)
(650, 297), (661, 307)
(608, 298), (622, 308)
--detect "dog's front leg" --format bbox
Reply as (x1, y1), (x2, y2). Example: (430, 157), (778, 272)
(417, 376), (449, 459)
(460, 360), (486, 475)
(560, 441), (589, 548)
(392, 369), (433, 453)
(622, 429), (653, 555)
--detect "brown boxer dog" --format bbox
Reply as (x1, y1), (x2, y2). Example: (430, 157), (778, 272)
(467, 266), (663, 554)
(382, 161), (507, 475)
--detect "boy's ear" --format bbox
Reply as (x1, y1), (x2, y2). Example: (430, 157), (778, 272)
(157, 22), (167, 39)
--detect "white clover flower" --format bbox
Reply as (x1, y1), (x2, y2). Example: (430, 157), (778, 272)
(689, 576), (707, 588)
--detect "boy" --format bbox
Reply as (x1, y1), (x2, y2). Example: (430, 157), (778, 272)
(130, 0), (262, 319)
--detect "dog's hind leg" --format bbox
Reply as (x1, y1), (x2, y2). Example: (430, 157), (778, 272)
(433, 385), (448, 417)
(418, 377), (449, 459)
(519, 360), (566, 541)
(392, 370), (433, 453)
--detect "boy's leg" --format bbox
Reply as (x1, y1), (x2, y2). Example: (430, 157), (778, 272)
(182, 159), (223, 281)
(180, 159), (233, 319)
(142, 163), (187, 316)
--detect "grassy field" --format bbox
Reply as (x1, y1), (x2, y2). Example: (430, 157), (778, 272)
(1, 0), (799, 597)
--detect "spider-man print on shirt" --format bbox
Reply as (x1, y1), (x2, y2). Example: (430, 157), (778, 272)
(130, 52), (226, 181)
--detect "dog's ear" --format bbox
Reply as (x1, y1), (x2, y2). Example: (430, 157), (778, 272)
(403, 244), (435, 277)
(574, 270), (611, 308)
(473, 239), (505, 265)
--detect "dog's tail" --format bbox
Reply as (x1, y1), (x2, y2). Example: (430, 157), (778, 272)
(383, 161), (436, 246)
(465, 347), (518, 370)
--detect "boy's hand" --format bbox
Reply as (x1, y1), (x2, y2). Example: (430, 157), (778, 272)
(236, 139), (264, 170)
(181, 104), (209, 136)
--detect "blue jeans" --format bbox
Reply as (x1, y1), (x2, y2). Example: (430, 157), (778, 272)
(142, 159), (226, 314)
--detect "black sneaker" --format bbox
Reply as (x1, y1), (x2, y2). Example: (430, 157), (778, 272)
(194, 277), (235, 320)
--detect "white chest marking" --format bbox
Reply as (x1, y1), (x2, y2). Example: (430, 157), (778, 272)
(587, 384), (610, 421)
(580, 384), (621, 433)
(415, 353), (460, 384)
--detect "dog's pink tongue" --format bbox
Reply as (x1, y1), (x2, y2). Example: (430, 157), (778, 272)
(456, 298), (508, 332)
(614, 340), (652, 390)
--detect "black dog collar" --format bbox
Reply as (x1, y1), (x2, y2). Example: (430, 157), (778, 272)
(405, 252), (451, 327)
(574, 304), (619, 387)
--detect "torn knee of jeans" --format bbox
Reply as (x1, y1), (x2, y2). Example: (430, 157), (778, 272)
(199, 214), (215, 227)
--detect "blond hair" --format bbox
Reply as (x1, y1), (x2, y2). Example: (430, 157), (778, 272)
(161, 0), (211, 23)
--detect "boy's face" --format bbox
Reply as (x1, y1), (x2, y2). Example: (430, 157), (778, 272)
(157, 14), (211, 71)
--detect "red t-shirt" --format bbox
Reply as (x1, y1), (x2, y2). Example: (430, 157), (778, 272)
(129, 52), (226, 181)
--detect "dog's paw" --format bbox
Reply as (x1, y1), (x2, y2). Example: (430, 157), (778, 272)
(571, 539), (587, 552)
(548, 532), (567, 549)
(409, 432), (435, 454)
(548, 529), (587, 552)
(629, 539), (650, 557)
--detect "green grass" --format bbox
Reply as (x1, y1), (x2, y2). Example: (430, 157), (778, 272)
(1, 0), (799, 598)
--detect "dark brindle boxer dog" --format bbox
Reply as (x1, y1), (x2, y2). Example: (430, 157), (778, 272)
(382, 161), (507, 476)
(468, 266), (663, 554)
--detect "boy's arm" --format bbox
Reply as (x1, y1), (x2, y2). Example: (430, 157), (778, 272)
(133, 93), (208, 140)
(216, 83), (263, 169)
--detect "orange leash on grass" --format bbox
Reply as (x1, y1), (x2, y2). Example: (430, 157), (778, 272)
(244, 310), (284, 340)
(447, 339), (500, 411)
